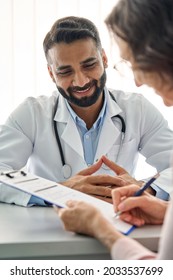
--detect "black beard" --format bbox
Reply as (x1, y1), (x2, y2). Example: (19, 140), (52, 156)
(56, 70), (107, 108)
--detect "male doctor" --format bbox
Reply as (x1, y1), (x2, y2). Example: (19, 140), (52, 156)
(0, 16), (173, 207)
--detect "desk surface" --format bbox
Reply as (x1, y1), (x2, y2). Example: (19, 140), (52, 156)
(0, 203), (161, 260)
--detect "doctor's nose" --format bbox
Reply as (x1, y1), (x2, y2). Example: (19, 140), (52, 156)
(72, 72), (90, 87)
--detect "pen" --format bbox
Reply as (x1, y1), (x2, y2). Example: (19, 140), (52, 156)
(114, 173), (160, 218)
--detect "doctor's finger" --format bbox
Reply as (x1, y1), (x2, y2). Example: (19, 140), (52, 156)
(93, 194), (113, 204)
(112, 185), (142, 212)
(81, 184), (112, 197)
(101, 155), (127, 175)
(78, 158), (103, 176)
(86, 174), (126, 186)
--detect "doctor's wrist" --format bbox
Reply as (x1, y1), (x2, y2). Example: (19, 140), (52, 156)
(146, 185), (157, 196)
(139, 180), (156, 196)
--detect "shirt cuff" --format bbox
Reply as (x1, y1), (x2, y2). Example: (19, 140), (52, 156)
(150, 183), (170, 201)
(28, 195), (47, 206)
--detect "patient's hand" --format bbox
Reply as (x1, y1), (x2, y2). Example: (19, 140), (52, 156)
(112, 185), (168, 226)
(54, 200), (124, 250)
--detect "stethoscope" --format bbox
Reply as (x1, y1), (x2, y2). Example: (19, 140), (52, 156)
(53, 91), (126, 179)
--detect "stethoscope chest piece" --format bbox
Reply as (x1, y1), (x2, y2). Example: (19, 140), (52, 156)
(62, 164), (72, 179)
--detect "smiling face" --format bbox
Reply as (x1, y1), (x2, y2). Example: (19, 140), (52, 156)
(47, 38), (108, 109)
(116, 36), (173, 107)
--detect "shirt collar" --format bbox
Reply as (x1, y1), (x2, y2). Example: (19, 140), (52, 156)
(65, 89), (107, 129)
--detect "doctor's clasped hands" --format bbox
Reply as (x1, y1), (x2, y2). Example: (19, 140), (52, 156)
(61, 155), (144, 203)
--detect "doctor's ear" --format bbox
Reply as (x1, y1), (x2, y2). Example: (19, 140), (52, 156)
(47, 64), (56, 83)
(101, 49), (108, 68)
(104, 62), (108, 68)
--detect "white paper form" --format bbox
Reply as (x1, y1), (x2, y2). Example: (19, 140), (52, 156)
(0, 170), (135, 235)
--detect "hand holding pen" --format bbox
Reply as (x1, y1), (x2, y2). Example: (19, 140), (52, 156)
(112, 173), (167, 226)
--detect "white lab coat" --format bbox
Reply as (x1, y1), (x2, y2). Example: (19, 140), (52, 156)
(0, 87), (173, 206)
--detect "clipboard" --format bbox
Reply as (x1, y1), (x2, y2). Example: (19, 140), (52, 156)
(0, 170), (135, 235)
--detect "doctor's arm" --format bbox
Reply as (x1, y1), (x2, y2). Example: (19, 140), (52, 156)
(0, 104), (45, 207)
(143, 167), (172, 200)
(0, 123), (33, 206)
(137, 96), (173, 200)
(99, 156), (171, 200)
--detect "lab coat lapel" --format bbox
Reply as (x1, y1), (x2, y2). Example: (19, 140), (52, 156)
(54, 94), (84, 158)
(94, 116), (121, 161)
(61, 118), (84, 158)
(94, 91), (123, 161)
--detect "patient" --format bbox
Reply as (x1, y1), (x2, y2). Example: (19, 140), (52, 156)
(55, 0), (173, 259)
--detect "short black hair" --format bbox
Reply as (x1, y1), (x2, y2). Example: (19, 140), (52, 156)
(43, 16), (102, 62)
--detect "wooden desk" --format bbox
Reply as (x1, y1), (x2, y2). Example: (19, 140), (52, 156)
(0, 203), (161, 259)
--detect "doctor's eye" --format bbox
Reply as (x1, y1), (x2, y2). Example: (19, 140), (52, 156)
(83, 62), (97, 69)
(57, 70), (73, 77)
